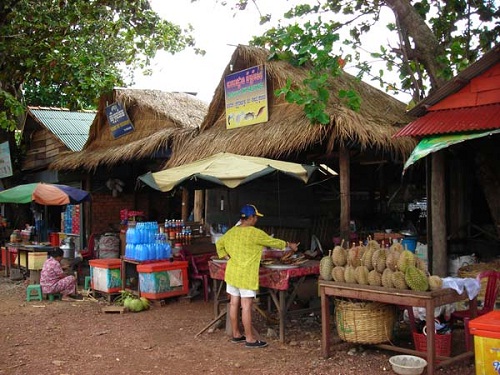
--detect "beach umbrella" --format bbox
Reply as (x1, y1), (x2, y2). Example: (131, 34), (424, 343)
(139, 152), (337, 192)
(0, 183), (90, 205)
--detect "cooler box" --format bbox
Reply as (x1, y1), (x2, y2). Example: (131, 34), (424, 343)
(89, 258), (122, 293)
(137, 260), (188, 300)
(469, 310), (500, 375)
(28, 252), (48, 270)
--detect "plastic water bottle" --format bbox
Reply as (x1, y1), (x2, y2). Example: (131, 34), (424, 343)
(146, 243), (156, 260)
(164, 241), (172, 260)
(135, 244), (146, 261)
(126, 225), (137, 245)
(125, 243), (136, 259)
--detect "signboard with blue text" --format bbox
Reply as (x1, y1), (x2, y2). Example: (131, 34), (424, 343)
(224, 65), (268, 129)
(0, 141), (13, 178)
(105, 102), (134, 139)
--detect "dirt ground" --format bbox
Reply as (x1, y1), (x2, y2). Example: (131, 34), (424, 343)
(0, 276), (475, 375)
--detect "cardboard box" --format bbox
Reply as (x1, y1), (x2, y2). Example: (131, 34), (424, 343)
(469, 310), (500, 375)
(137, 261), (188, 300)
(89, 258), (122, 293)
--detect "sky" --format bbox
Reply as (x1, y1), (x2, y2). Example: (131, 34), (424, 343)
(131, 1), (410, 104)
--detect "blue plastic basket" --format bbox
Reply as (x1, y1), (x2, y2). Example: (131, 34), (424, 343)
(401, 237), (418, 252)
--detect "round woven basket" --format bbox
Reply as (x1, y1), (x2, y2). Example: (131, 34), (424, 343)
(335, 299), (397, 344)
(458, 261), (500, 302)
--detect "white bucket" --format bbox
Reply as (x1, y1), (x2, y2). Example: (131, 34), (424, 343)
(448, 254), (477, 276)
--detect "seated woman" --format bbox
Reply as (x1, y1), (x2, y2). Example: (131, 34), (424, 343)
(40, 248), (81, 300)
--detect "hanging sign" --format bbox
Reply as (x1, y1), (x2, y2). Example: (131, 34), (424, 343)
(224, 65), (268, 129)
(105, 102), (135, 139)
(0, 141), (13, 178)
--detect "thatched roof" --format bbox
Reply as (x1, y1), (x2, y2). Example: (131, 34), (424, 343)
(167, 45), (416, 167)
(50, 89), (208, 171)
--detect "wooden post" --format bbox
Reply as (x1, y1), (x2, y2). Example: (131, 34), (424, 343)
(431, 152), (447, 276)
(193, 190), (204, 222)
(181, 188), (189, 222)
(339, 146), (351, 242)
(426, 157), (433, 271)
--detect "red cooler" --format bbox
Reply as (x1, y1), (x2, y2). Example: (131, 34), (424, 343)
(137, 260), (188, 300)
(89, 258), (122, 293)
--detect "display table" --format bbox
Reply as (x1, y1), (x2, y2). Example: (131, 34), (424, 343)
(318, 280), (477, 375)
(209, 260), (320, 343)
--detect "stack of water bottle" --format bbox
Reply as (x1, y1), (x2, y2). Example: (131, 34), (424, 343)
(125, 221), (172, 261)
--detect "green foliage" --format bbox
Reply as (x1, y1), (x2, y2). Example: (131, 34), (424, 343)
(0, 0), (197, 130)
(253, 18), (362, 123)
(226, 0), (499, 124)
(0, 91), (24, 131)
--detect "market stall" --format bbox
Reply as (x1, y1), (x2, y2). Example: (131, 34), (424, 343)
(318, 281), (477, 375)
(209, 259), (320, 343)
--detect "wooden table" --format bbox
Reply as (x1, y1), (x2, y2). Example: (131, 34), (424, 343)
(209, 260), (320, 343)
(319, 281), (477, 375)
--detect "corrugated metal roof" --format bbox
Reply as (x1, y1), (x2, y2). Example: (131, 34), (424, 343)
(28, 108), (95, 151)
(394, 104), (500, 137)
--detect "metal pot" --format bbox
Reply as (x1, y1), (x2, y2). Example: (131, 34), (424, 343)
(60, 238), (75, 259)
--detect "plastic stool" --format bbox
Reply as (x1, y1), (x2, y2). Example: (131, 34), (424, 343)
(84, 276), (91, 290)
(26, 284), (43, 302)
(47, 293), (61, 301)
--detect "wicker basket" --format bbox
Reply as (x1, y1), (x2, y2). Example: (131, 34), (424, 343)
(334, 299), (397, 344)
(413, 331), (452, 358)
(458, 261), (500, 302)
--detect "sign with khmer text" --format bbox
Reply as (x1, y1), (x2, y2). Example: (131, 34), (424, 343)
(105, 102), (134, 139)
(224, 65), (268, 129)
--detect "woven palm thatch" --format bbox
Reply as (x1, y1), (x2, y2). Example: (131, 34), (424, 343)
(167, 45), (416, 167)
(50, 89), (208, 171)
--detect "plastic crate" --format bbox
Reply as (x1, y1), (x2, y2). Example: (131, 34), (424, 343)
(89, 258), (122, 293)
(137, 260), (188, 300)
(412, 331), (452, 358)
(469, 310), (500, 375)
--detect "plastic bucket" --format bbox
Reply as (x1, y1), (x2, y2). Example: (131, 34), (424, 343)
(401, 236), (418, 252)
(49, 232), (59, 247)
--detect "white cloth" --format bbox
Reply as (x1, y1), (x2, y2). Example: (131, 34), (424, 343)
(406, 277), (481, 322)
(408, 305), (454, 322)
(442, 277), (481, 300)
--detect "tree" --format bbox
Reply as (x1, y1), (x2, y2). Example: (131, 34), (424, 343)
(0, 0), (199, 130)
(222, 0), (499, 123)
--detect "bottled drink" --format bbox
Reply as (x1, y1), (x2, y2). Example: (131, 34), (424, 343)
(146, 243), (156, 260)
(125, 243), (136, 259)
(135, 244), (146, 261)
(164, 241), (172, 259)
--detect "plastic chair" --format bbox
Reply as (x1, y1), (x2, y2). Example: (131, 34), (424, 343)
(452, 270), (500, 351)
(179, 249), (211, 302)
(451, 270), (500, 325)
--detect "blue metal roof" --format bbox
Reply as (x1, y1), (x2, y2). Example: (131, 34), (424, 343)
(28, 108), (95, 151)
